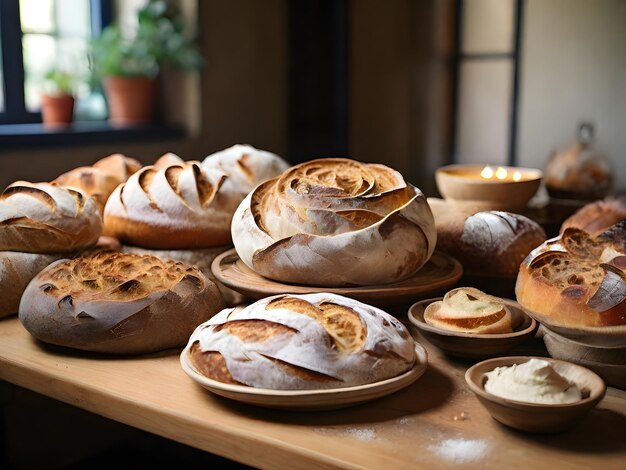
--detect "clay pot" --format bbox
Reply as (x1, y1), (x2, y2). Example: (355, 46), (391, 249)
(103, 76), (157, 125)
(41, 94), (74, 127)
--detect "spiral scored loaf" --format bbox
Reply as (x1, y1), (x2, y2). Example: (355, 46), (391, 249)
(19, 251), (225, 354)
(201, 144), (290, 198)
(231, 158), (437, 286)
(424, 287), (512, 334)
(103, 161), (235, 249)
(516, 221), (626, 327)
(54, 154), (142, 213)
(186, 293), (416, 390)
(0, 181), (102, 253)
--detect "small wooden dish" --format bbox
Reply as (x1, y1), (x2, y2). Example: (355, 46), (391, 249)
(180, 342), (428, 411)
(542, 327), (626, 389)
(407, 297), (538, 358)
(211, 249), (462, 308)
(435, 164), (542, 211)
(465, 356), (606, 433)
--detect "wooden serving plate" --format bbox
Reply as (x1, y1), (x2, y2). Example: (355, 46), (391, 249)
(465, 356), (606, 433)
(408, 297), (538, 358)
(211, 249), (462, 308)
(179, 342), (428, 411)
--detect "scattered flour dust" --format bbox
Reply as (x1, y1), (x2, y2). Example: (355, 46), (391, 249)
(429, 438), (489, 464)
(313, 426), (379, 442)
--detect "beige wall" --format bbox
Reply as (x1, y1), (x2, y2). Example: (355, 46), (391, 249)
(0, 0), (288, 188)
(518, 0), (626, 190)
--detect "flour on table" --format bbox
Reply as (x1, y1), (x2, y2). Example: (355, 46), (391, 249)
(428, 438), (488, 463)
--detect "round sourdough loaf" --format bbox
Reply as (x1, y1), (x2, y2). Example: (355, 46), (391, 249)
(0, 181), (102, 253)
(561, 197), (626, 237)
(231, 158), (436, 286)
(18, 252), (225, 354)
(434, 208), (546, 277)
(516, 221), (626, 328)
(186, 293), (416, 390)
(424, 287), (512, 334)
(55, 154), (141, 213)
(0, 251), (65, 318)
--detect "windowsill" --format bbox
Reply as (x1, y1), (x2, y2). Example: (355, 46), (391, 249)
(0, 121), (186, 149)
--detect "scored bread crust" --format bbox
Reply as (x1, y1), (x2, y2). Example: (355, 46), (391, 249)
(0, 182), (102, 253)
(433, 208), (546, 277)
(103, 161), (235, 249)
(516, 222), (626, 327)
(561, 197), (626, 237)
(55, 154), (141, 213)
(231, 158), (437, 287)
(424, 287), (512, 334)
(187, 293), (417, 390)
(0, 251), (65, 318)
(18, 251), (225, 354)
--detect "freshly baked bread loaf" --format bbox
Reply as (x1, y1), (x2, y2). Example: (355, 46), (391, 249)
(516, 221), (626, 327)
(121, 244), (246, 305)
(231, 158), (436, 286)
(19, 252), (224, 354)
(103, 161), (234, 248)
(55, 154), (141, 213)
(0, 182), (102, 253)
(153, 152), (191, 169)
(433, 207), (546, 277)
(0, 252), (65, 318)
(202, 144), (290, 198)
(561, 197), (626, 237)
(424, 287), (512, 334)
(186, 293), (417, 389)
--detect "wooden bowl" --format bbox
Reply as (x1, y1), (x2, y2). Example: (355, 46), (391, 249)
(408, 297), (538, 358)
(542, 327), (626, 389)
(465, 356), (606, 433)
(435, 164), (542, 211)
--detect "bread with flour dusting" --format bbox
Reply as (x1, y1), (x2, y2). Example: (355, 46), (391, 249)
(434, 208), (546, 277)
(186, 293), (417, 390)
(19, 251), (224, 354)
(0, 181), (102, 253)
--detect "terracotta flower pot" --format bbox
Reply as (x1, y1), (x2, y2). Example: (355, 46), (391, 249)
(41, 94), (74, 127)
(103, 76), (157, 125)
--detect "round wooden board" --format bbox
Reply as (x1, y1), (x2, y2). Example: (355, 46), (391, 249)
(180, 342), (428, 411)
(211, 249), (463, 308)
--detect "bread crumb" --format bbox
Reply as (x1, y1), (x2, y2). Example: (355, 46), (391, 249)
(453, 412), (469, 421)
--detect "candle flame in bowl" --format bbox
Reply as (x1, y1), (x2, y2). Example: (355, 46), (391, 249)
(480, 166), (524, 182)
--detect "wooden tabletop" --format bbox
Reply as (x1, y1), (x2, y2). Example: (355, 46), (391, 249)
(0, 314), (624, 469)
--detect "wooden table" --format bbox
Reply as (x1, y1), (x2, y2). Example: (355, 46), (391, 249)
(0, 315), (624, 469)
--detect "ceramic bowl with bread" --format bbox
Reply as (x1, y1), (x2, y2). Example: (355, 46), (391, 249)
(465, 356), (606, 433)
(181, 293), (428, 409)
(19, 251), (224, 354)
(0, 181), (102, 317)
(515, 220), (626, 347)
(230, 157), (437, 287)
(408, 287), (537, 358)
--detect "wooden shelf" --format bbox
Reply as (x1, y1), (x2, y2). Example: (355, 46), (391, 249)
(0, 316), (624, 469)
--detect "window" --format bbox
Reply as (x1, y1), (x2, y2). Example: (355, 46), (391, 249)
(0, 0), (111, 124)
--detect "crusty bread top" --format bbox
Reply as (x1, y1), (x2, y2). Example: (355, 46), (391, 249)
(231, 158), (436, 286)
(91, 154), (142, 182)
(561, 197), (626, 237)
(103, 161), (237, 248)
(188, 293), (416, 389)
(518, 221), (626, 326)
(36, 251), (206, 303)
(0, 181), (102, 253)
(201, 144), (289, 197)
(424, 287), (512, 333)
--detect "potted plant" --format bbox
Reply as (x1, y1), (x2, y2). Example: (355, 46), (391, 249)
(41, 69), (76, 127)
(90, 0), (202, 126)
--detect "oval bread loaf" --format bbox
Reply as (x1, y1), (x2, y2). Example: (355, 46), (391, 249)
(516, 221), (626, 327)
(19, 252), (225, 354)
(0, 182), (102, 253)
(231, 158), (436, 286)
(186, 293), (417, 390)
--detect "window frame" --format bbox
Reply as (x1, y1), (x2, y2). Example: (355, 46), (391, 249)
(0, 0), (112, 125)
